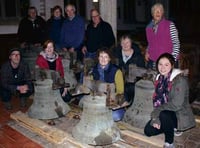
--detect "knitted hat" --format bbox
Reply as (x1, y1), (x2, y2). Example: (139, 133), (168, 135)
(9, 48), (21, 55)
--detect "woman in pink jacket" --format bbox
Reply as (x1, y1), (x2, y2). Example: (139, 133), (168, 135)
(36, 40), (71, 102)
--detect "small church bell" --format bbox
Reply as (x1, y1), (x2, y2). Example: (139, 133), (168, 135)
(28, 79), (70, 119)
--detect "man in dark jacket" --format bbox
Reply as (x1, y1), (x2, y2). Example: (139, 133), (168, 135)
(82, 9), (115, 59)
(17, 6), (46, 48)
(0, 48), (33, 110)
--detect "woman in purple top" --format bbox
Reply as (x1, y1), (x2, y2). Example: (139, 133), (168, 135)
(145, 3), (180, 69)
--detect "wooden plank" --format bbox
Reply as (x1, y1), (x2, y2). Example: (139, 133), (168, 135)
(117, 121), (143, 134)
(10, 112), (67, 143)
(114, 139), (139, 148)
(195, 116), (200, 127)
(121, 130), (163, 148)
(10, 111), (91, 148)
(117, 122), (163, 147)
(195, 116), (200, 123)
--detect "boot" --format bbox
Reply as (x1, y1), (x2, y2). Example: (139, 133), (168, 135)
(20, 97), (27, 108)
(4, 102), (13, 110)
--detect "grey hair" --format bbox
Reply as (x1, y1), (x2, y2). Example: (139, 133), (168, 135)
(151, 3), (164, 15)
(65, 4), (76, 12)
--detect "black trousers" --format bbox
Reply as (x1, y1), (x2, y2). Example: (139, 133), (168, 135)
(60, 88), (71, 102)
(1, 87), (33, 102)
(144, 110), (177, 144)
(124, 82), (135, 104)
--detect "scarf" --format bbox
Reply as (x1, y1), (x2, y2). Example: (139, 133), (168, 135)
(40, 51), (58, 62)
(97, 63), (109, 82)
(152, 18), (162, 34)
(152, 22), (158, 33)
(122, 50), (132, 63)
(153, 71), (172, 107)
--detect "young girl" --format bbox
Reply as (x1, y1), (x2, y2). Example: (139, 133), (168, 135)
(144, 53), (195, 148)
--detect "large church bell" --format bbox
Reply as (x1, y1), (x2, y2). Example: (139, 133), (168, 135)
(72, 94), (121, 145)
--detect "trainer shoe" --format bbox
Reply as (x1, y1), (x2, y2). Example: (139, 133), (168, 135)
(174, 128), (183, 136)
(20, 97), (27, 108)
(163, 142), (175, 148)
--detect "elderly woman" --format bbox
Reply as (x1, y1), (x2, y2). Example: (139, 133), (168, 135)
(144, 53), (195, 148)
(145, 3), (180, 69)
(114, 34), (145, 106)
(36, 40), (71, 102)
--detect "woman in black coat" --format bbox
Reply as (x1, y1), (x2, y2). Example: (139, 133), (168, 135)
(113, 34), (145, 106)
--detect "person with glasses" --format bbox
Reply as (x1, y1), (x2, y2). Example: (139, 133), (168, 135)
(0, 48), (34, 110)
(82, 9), (115, 59)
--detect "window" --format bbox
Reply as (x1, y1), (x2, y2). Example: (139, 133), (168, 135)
(0, 0), (29, 23)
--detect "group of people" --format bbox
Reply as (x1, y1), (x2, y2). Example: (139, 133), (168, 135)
(17, 4), (115, 62)
(0, 3), (196, 148)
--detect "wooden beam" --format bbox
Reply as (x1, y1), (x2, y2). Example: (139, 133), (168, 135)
(121, 130), (163, 148)
(195, 116), (200, 127)
(10, 111), (91, 148)
(195, 116), (200, 123)
(117, 121), (143, 134)
(113, 139), (138, 148)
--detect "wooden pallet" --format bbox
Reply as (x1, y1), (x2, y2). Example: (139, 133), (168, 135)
(10, 111), (91, 148)
(10, 108), (168, 148)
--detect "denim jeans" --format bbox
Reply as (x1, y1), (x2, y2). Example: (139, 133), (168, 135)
(60, 88), (71, 102)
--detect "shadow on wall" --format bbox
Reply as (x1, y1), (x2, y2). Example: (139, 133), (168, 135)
(0, 34), (18, 67)
(179, 43), (200, 103)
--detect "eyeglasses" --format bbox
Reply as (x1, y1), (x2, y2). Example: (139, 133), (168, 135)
(11, 53), (20, 56)
(91, 14), (99, 18)
(66, 9), (74, 12)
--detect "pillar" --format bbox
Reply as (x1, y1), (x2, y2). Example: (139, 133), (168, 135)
(99, 0), (117, 41)
(85, 0), (94, 21)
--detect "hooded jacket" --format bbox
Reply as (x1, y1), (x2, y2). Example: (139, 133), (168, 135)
(151, 69), (196, 131)
(36, 52), (64, 78)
